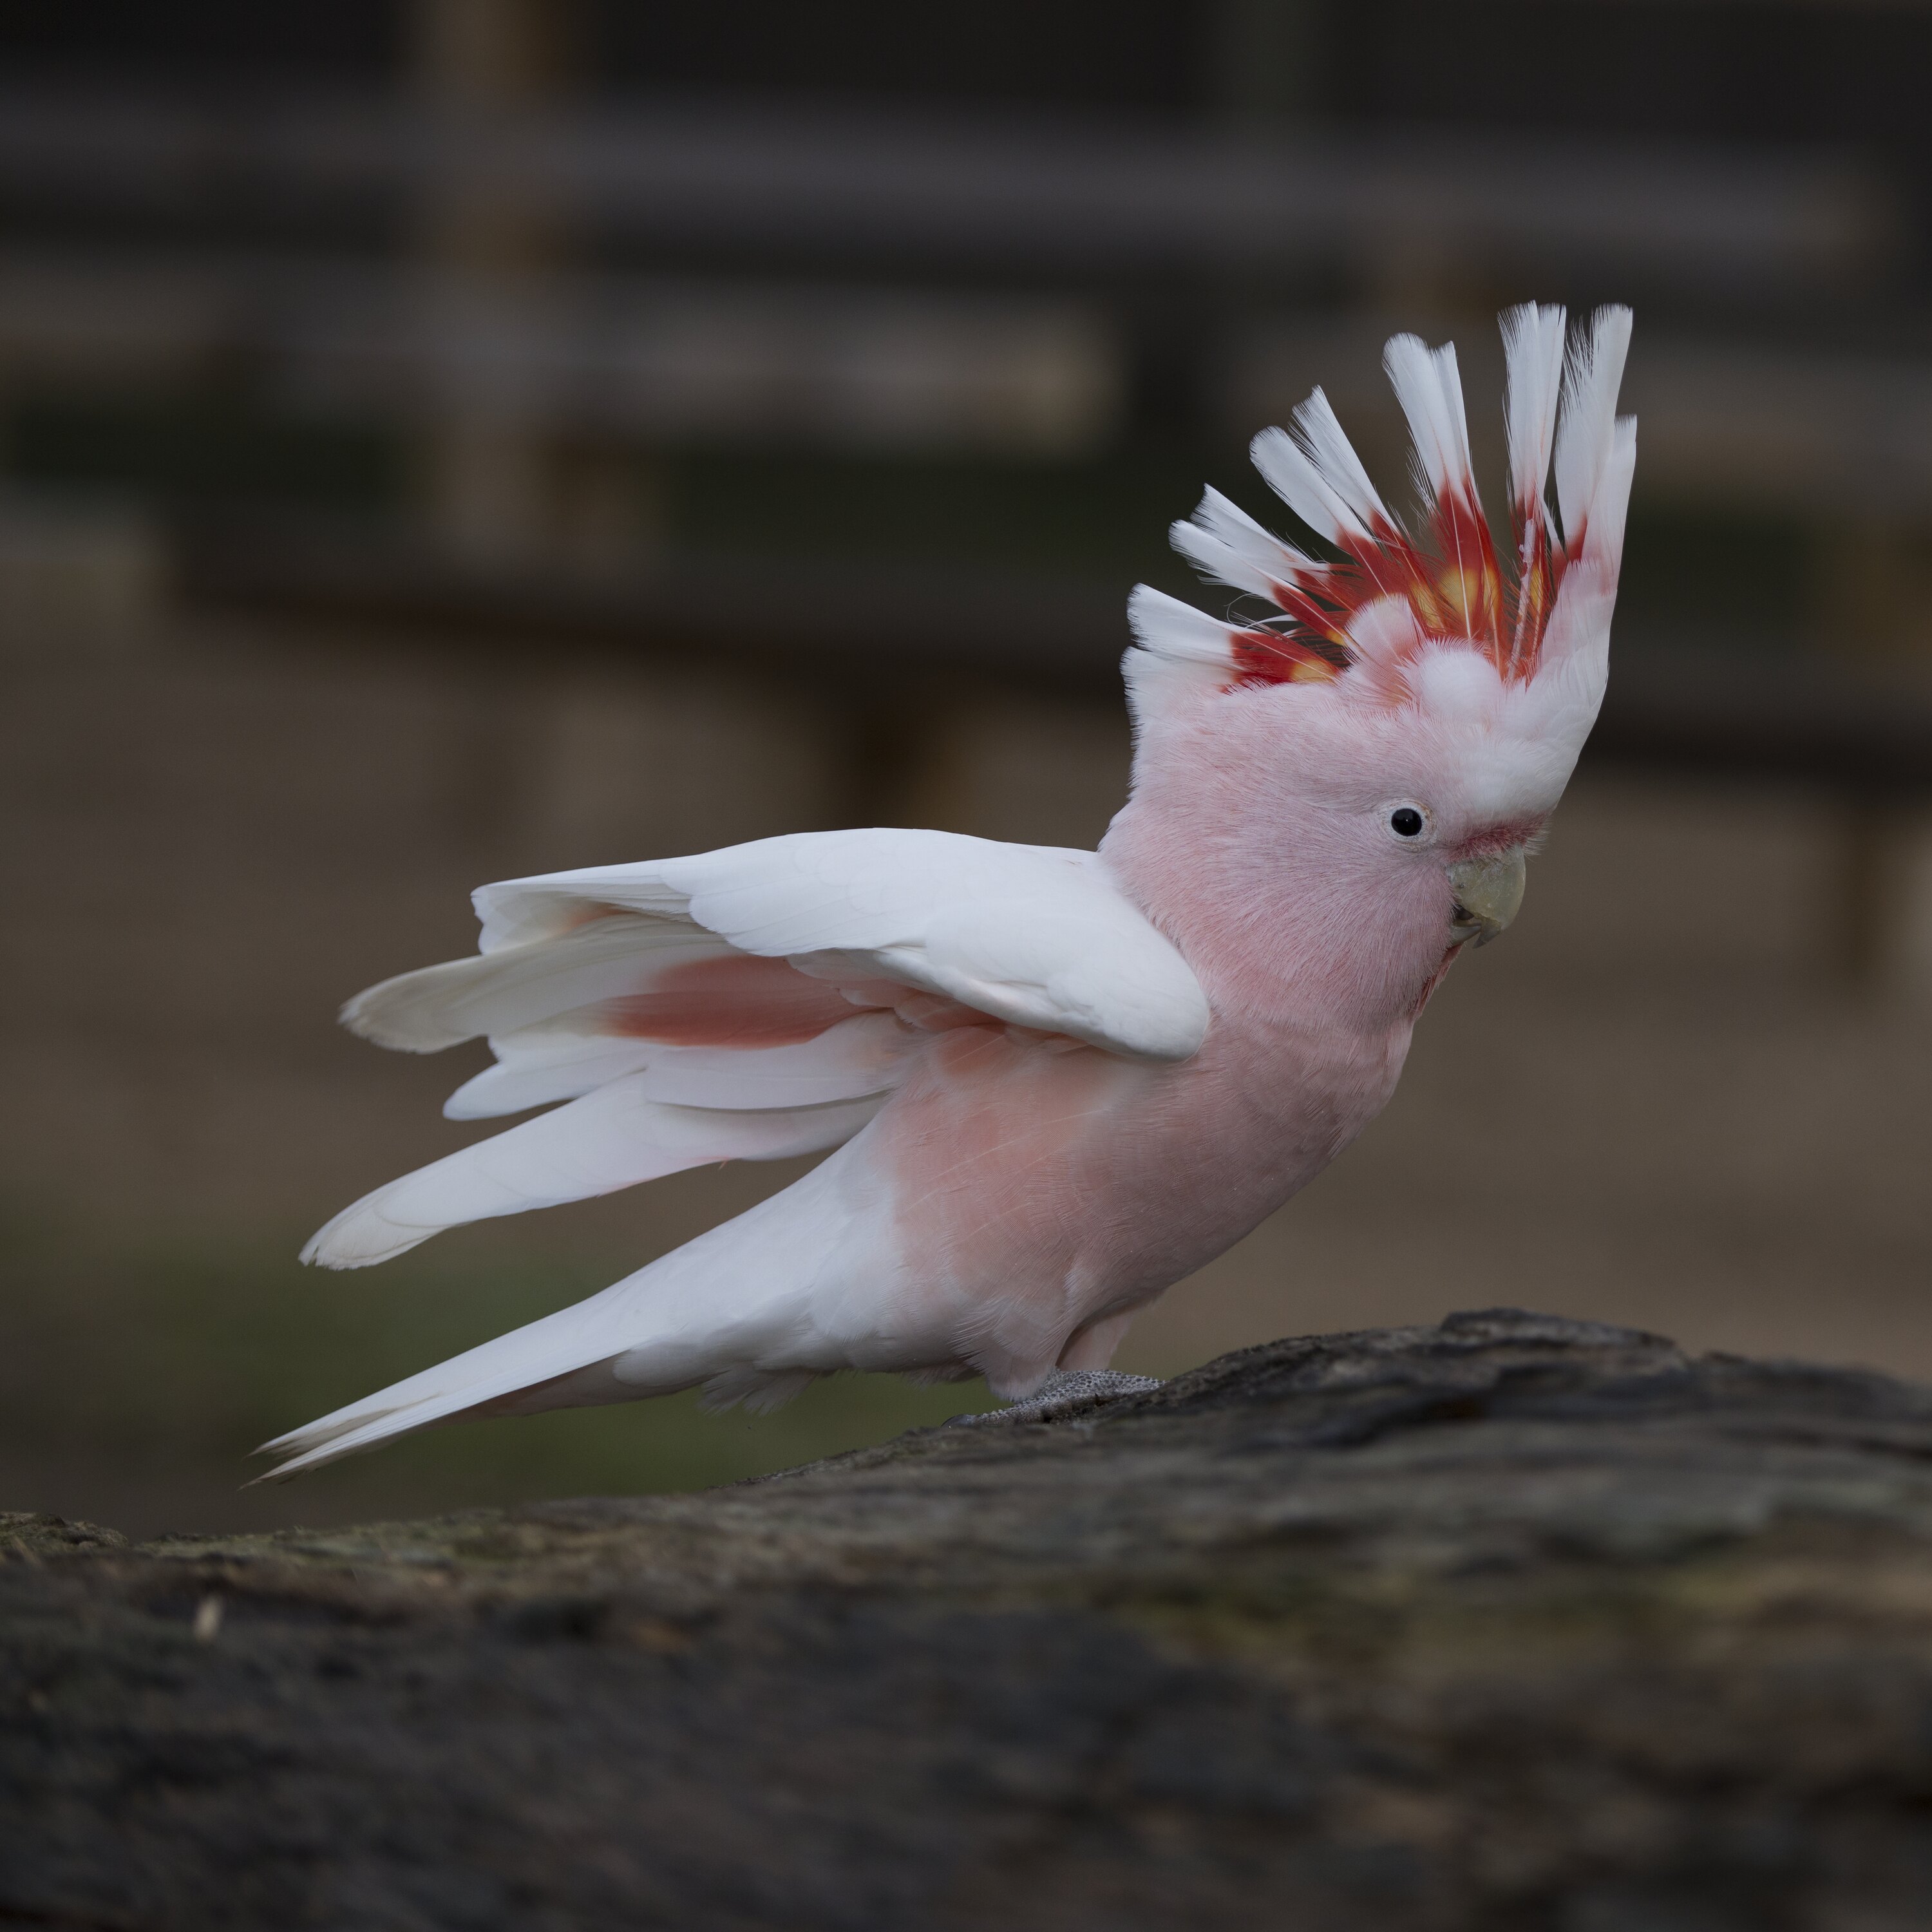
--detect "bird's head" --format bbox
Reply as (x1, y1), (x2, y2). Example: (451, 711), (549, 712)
(1104, 304), (1635, 1029)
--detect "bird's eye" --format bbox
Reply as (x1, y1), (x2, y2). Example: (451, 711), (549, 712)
(1389, 807), (1425, 838)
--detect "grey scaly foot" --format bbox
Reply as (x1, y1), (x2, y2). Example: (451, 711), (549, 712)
(949, 1368), (1164, 1428)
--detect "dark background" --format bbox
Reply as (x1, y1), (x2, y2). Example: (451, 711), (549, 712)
(3, 0), (1930, 1537)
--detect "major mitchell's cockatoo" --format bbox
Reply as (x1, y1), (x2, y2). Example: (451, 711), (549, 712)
(262, 303), (1634, 1479)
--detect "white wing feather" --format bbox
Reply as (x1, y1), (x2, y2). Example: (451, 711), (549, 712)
(301, 1074), (884, 1269)
(303, 829), (1208, 1271)
(460, 829), (1208, 1063)
(444, 1031), (654, 1121)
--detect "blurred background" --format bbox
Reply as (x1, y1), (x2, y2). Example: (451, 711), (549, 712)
(5, 0), (1932, 1538)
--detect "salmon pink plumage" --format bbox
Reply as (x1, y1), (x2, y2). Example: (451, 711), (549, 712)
(263, 303), (1634, 1477)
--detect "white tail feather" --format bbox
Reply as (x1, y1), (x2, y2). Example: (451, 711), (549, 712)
(265, 1144), (876, 1477)
(255, 1298), (638, 1477)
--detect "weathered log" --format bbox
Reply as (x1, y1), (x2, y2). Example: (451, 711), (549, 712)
(7, 1307), (1932, 1930)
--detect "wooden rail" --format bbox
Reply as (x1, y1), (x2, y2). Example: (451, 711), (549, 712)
(176, 513), (1932, 799)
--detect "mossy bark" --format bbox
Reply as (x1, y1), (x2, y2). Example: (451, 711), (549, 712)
(7, 1309), (1932, 1930)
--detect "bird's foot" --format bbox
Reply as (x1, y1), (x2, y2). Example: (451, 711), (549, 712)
(948, 1368), (1164, 1428)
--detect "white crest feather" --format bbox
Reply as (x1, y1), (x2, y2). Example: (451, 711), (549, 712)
(1287, 388), (1393, 532)
(1500, 301), (1566, 515)
(1382, 334), (1478, 510)
(1250, 386), (1391, 546)
(1555, 305), (1634, 549)
(1126, 582), (1239, 668)
(1167, 486), (1309, 600)
(1591, 414), (1638, 570)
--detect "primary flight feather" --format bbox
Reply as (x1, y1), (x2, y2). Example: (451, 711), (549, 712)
(265, 303), (1634, 1478)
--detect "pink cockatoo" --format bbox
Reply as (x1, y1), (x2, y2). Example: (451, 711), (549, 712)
(261, 302), (1634, 1479)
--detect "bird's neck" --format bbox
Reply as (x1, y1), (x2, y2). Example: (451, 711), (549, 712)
(1099, 791), (1446, 1045)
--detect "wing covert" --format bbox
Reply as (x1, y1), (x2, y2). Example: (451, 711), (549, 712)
(471, 829), (1211, 1063)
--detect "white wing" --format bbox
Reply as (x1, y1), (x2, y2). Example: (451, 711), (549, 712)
(461, 829), (1208, 1059)
(303, 829), (1208, 1270)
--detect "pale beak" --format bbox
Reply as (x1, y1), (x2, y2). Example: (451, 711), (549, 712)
(1448, 849), (1527, 949)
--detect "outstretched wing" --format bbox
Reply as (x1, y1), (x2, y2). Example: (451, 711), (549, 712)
(303, 829), (1208, 1270)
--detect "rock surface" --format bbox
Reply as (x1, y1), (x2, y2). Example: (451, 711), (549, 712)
(8, 1307), (1932, 1930)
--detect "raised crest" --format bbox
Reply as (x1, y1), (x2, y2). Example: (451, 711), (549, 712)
(1137, 304), (1634, 698)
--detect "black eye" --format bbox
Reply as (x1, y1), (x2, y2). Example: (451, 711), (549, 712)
(1390, 807), (1425, 838)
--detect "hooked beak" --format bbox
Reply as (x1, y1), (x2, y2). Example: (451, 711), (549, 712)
(1448, 849), (1527, 949)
